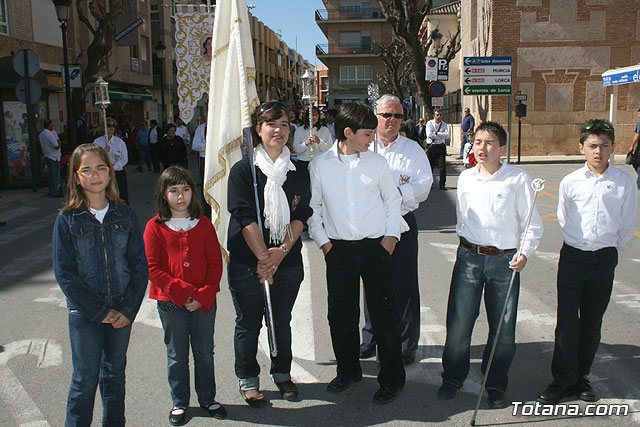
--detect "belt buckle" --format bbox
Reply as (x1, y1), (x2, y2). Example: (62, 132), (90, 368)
(479, 246), (498, 256)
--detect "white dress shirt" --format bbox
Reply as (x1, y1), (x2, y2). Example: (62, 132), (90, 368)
(558, 163), (637, 251)
(308, 143), (408, 248)
(192, 123), (206, 158)
(372, 134), (433, 215)
(93, 135), (128, 171)
(456, 161), (543, 260)
(176, 125), (190, 144)
(292, 125), (333, 161)
(149, 126), (158, 144)
(426, 119), (449, 145)
(39, 129), (61, 161)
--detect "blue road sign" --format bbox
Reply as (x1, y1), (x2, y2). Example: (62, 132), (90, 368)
(602, 64), (640, 86)
(429, 81), (446, 97)
(402, 98), (411, 108)
(463, 56), (512, 66)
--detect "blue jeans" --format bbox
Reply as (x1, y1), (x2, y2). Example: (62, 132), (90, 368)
(460, 132), (469, 158)
(66, 309), (132, 427)
(45, 157), (61, 196)
(138, 144), (151, 171)
(228, 259), (303, 390)
(441, 245), (520, 392)
(157, 300), (218, 409)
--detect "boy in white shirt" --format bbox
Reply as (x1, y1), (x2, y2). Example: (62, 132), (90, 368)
(538, 119), (637, 405)
(438, 121), (543, 408)
(308, 102), (407, 405)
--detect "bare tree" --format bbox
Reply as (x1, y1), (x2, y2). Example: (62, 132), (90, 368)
(373, 41), (411, 100)
(471, 2), (492, 122)
(375, 0), (461, 118)
(75, 0), (127, 90)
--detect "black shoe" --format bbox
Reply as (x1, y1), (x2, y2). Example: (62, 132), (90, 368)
(575, 376), (596, 402)
(437, 382), (461, 400)
(440, 185), (447, 190)
(537, 382), (575, 404)
(169, 407), (187, 426)
(372, 385), (401, 404)
(327, 375), (362, 393)
(401, 350), (416, 366)
(276, 380), (299, 401)
(359, 343), (376, 359)
(487, 389), (508, 409)
(201, 401), (227, 419)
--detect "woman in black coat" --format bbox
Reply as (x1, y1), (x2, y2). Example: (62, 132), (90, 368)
(158, 123), (188, 170)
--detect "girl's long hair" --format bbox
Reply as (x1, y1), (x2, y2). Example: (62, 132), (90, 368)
(62, 144), (121, 211)
(155, 165), (202, 222)
(250, 101), (291, 148)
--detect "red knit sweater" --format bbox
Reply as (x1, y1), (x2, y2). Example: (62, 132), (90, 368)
(144, 216), (222, 311)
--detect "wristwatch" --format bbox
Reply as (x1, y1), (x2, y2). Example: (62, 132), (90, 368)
(280, 245), (289, 255)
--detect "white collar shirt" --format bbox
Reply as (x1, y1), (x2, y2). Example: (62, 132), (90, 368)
(558, 163), (637, 251)
(192, 123), (206, 157)
(93, 135), (128, 171)
(149, 127), (158, 144)
(308, 142), (408, 247)
(426, 119), (449, 145)
(176, 125), (190, 143)
(372, 134), (433, 215)
(292, 125), (333, 161)
(456, 161), (543, 260)
(39, 129), (60, 161)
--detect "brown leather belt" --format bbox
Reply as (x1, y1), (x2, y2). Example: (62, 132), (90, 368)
(459, 238), (516, 256)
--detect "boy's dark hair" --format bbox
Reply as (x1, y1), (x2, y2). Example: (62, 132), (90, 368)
(579, 119), (615, 144)
(335, 103), (377, 142)
(475, 121), (507, 146)
(155, 165), (202, 222)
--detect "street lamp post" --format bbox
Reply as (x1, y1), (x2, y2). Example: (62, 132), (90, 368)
(94, 77), (111, 145)
(155, 41), (166, 126)
(53, 0), (76, 147)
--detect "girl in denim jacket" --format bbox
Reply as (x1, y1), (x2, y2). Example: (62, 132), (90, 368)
(52, 143), (148, 427)
(144, 166), (225, 426)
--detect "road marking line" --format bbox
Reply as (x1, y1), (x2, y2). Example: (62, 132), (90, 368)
(0, 207), (39, 222)
(428, 242), (458, 262)
(290, 243), (315, 361)
(0, 214), (57, 247)
(517, 309), (556, 326)
(1, 243), (52, 277)
(258, 328), (318, 384)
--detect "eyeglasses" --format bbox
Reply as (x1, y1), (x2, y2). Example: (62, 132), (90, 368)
(377, 113), (404, 119)
(106, 124), (116, 128)
(259, 101), (288, 114)
(582, 120), (613, 132)
(77, 165), (110, 177)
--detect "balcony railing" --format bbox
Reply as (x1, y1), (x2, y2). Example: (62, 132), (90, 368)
(316, 43), (374, 56)
(315, 7), (385, 21)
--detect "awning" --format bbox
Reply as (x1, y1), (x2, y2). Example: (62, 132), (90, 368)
(109, 90), (153, 102)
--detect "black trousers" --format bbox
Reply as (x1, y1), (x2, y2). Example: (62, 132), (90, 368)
(149, 143), (161, 172)
(362, 212), (420, 353)
(115, 170), (128, 203)
(326, 238), (405, 390)
(198, 156), (211, 218)
(551, 243), (618, 385)
(427, 143), (447, 187)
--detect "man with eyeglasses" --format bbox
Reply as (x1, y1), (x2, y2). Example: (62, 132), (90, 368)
(426, 109), (449, 190)
(359, 94), (433, 366)
(94, 119), (129, 203)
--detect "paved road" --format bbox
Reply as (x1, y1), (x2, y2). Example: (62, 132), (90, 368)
(0, 159), (638, 426)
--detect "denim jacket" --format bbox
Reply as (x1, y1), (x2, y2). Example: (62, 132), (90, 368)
(52, 203), (148, 324)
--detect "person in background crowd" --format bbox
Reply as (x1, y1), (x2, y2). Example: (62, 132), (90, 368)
(628, 108), (640, 188)
(136, 121), (152, 173)
(292, 106), (332, 170)
(415, 118), (427, 145)
(191, 119), (210, 218)
(176, 118), (191, 147)
(39, 119), (62, 197)
(426, 109), (450, 190)
(460, 107), (475, 159)
(325, 108), (337, 142)
(159, 124), (188, 170)
(94, 118), (130, 204)
(149, 120), (161, 173)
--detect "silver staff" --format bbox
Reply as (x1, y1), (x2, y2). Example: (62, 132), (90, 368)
(246, 128), (278, 358)
(367, 83), (380, 152)
(470, 178), (545, 426)
(300, 69), (317, 158)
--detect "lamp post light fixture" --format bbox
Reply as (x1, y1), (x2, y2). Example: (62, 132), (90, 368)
(430, 28), (443, 52)
(155, 41), (166, 126)
(53, 0), (76, 147)
(94, 77), (111, 143)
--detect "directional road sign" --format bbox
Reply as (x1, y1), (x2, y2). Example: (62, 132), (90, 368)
(601, 64), (640, 86)
(463, 56), (512, 96)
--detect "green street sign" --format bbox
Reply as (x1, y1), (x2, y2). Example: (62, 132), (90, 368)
(463, 85), (512, 95)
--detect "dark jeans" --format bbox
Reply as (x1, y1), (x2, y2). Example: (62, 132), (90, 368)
(427, 143), (447, 187)
(115, 170), (128, 203)
(45, 157), (61, 196)
(326, 238), (405, 390)
(157, 301), (218, 409)
(228, 259), (303, 390)
(460, 132), (470, 157)
(363, 212), (420, 353)
(149, 143), (161, 172)
(551, 243), (618, 386)
(66, 309), (132, 427)
(138, 144), (151, 171)
(441, 244), (519, 392)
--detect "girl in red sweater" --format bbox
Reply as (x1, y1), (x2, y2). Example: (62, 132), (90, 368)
(144, 166), (225, 426)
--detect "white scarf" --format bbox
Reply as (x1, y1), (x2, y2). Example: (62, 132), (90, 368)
(254, 144), (294, 244)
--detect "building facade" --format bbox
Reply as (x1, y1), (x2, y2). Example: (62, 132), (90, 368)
(461, 0), (640, 155)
